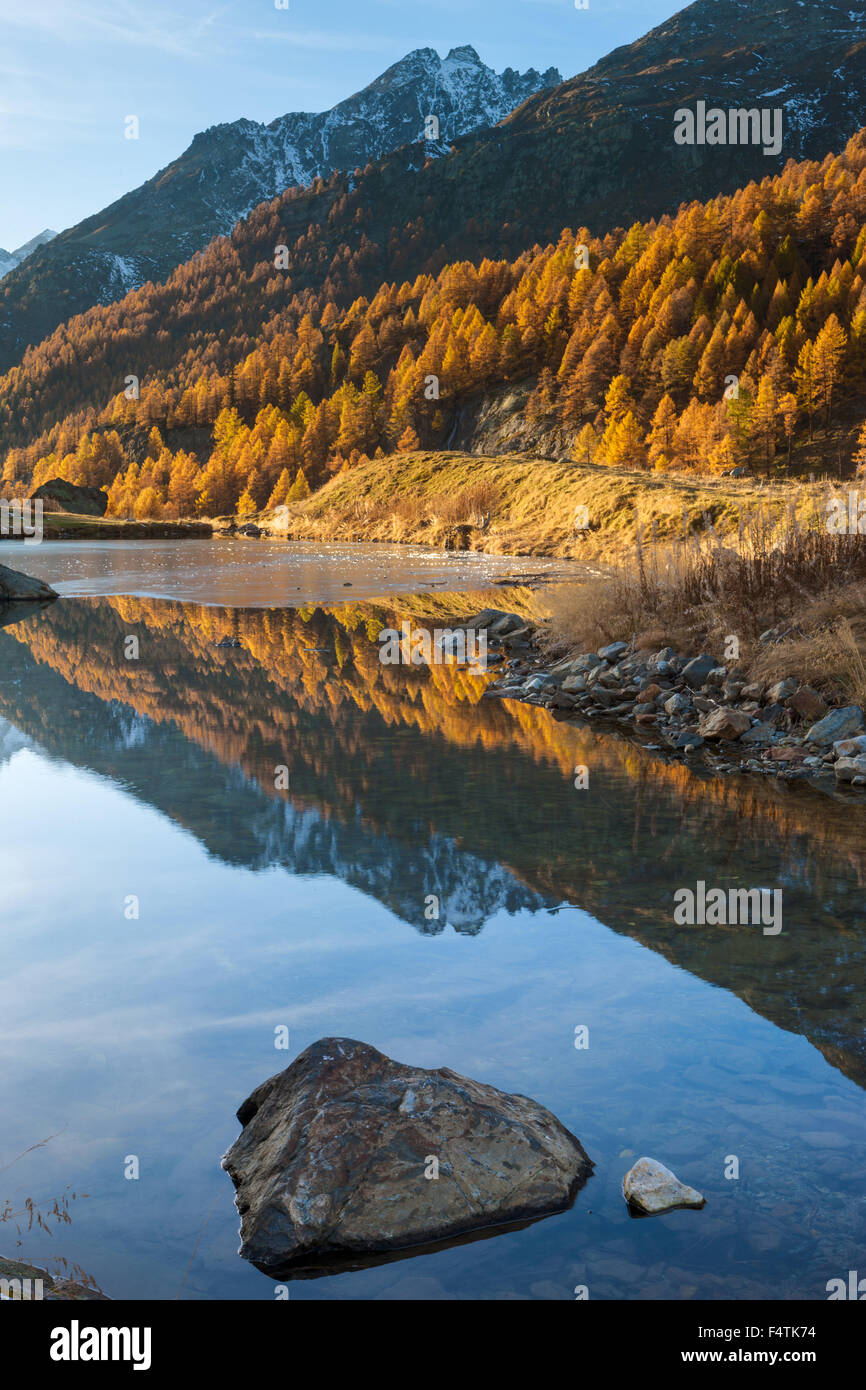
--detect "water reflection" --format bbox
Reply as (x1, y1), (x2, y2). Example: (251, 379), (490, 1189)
(0, 593), (864, 1300)
(3, 594), (865, 1085)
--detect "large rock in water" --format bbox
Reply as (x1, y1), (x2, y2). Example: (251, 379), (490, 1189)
(222, 1038), (593, 1274)
(0, 563), (57, 601)
(30, 478), (108, 516)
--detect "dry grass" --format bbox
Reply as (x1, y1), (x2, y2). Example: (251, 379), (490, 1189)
(0, 1132), (83, 1242)
(260, 449), (821, 558)
(253, 447), (866, 696)
(377, 477), (500, 542)
(0, 1132), (104, 1298)
(545, 507), (866, 698)
(749, 612), (866, 707)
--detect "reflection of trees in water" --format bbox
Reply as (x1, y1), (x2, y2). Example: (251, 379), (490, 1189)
(2, 595), (866, 1087)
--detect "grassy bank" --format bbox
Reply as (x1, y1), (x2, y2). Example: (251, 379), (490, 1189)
(34, 514), (212, 540)
(251, 450), (819, 561)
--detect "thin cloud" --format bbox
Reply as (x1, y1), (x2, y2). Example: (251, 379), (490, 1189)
(0, 2), (394, 59)
(238, 27), (398, 53)
(0, 0), (221, 58)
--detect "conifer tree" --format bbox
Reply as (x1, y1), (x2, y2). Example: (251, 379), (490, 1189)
(267, 468), (292, 509)
(287, 468), (311, 501)
(396, 425), (420, 452)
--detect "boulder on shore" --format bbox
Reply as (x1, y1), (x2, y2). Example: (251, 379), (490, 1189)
(681, 652), (717, 689)
(698, 707), (751, 741)
(835, 755), (866, 784)
(30, 477), (108, 517)
(222, 1037), (593, 1275)
(806, 706), (864, 745)
(0, 563), (57, 602)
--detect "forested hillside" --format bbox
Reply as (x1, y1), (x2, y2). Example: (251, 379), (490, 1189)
(4, 125), (866, 518)
(4, 0), (866, 375)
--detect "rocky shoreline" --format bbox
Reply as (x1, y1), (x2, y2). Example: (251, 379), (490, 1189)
(471, 610), (866, 791)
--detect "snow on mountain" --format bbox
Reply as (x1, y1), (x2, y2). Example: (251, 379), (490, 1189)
(0, 229), (56, 281)
(0, 47), (560, 360)
(166, 45), (561, 240)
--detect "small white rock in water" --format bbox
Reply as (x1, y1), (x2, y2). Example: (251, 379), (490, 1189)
(623, 1157), (705, 1214)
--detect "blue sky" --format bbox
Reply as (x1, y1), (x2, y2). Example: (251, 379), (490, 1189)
(0, 0), (677, 252)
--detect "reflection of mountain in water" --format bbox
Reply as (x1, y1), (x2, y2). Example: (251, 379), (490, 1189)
(0, 606), (550, 933)
(0, 716), (31, 767)
(2, 595), (866, 1087)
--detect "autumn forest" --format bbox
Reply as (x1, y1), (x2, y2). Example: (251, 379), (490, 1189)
(4, 132), (866, 519)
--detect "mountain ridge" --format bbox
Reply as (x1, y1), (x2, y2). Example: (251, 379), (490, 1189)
(5, 0), (866, 472)
(0, 45), (559, 363)
(5, 0), (866, 381)
(0, 228), (56, 280)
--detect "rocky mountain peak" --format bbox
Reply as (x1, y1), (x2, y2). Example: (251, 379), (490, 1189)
(444, 44), (483, 64)
(5, 0), (866, 374)
(0, 228), (56, 278)
(0, 44), (560, 357)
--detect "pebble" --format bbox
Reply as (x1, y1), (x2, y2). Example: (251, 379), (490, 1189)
(623, 1157), (706, 1215)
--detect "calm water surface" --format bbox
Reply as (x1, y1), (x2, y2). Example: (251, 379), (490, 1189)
(0, 543), (864, 1300)
(14, 537), (575, 606)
